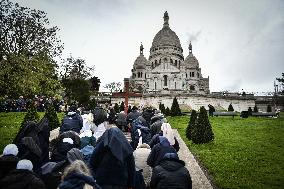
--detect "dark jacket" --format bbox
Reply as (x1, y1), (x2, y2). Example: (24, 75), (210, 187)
(149, 134), (180, 152)
(59, 172), (101, 189)
(147, 138), (176, 168)
(150, 158), (192, 189)
(60, 113), (83, 134)
(50, 142), (75, 162)
(115, 113), (127, 127)
(0, 169), (46, 189)
(150, 120), (163, 137)
(0, 155), (19, 180)
(90, 128), (135, 188)
(126, 110), (141, 124)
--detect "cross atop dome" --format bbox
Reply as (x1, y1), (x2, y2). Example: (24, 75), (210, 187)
(140, 42), (144, 55)
(189, 41), (192, 53)
(163, 11), (169, 27)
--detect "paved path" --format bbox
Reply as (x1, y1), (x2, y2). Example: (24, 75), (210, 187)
(49, 128), (213, 189)
(173, 129), (213, 189)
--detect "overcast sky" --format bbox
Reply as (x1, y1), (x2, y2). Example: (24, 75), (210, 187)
(14, 0), (284, 93)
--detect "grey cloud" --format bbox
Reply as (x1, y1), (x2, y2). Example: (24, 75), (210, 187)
(186, 30), (202, 44)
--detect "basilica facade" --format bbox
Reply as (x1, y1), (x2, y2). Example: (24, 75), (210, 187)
(130, 11), (210, 95)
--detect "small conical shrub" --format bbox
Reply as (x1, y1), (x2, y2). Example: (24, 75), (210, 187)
(120, 101), (125, 112)
(170, 97), (182, 116)
(228, 103), (234, 111)
(267, 105), (272, 112)
(253, 105), (258, 113)
(248, 107), (252, 116)
(159, 103), (166, 114)
(44, 104), (60, 130)
(165, 107), (171, 116)
(192, 106), (214, 144)
(186, 110), (197, 140)
(114, 103), (120, 113)
(21, 102), (40, 127)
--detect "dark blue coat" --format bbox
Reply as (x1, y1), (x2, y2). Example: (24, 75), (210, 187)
(60, 113), (83, 134)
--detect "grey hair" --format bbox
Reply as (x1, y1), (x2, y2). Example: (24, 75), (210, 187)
(63, 160), (91, 178)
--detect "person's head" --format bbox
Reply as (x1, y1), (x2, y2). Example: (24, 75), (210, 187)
(93, 108), (107, 126)
(67, 148), (84, 163)
(3, 144), (18, 156)
(17, 159), (33, 171)
(63, 160), (91, 177)
(132, 106), (138, 111)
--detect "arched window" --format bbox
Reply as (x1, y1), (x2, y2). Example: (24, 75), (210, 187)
(155, 82), (157, 90)
(175, 82), (177, 89)
(186, 73), (187, 78)
(192, 72), (195, 77)
(155, 60), (157, 64)
(159, 59), (161, 63)
(170, 59), (173, 63)
(197, 72), (200, 78)
(145, 73), (146, 78)
(190, 85), (195, 90)
(152, 62), (154, 68)
(174, 60), (177, 66)
(163, 75), (168, 86)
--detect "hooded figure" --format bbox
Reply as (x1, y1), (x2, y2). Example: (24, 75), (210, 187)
(81, 113), (96, 133)
(147, 136), (176, 168)
(90, 127), (135, 189)
(93, 108), (107, 139)
(133, 144), (152, 188)
(50, 138), (76, 162)
(0, 159), (46, 189)
(40, 148), (84, 189)
(115, 111), (127, 131)
(0, 144), (20, 179)
(150, 153), (192, 189)
(79, 130), (96, 149)
(60, 111), (83, 134)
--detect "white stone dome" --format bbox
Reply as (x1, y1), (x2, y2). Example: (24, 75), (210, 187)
(134, 54), (147, 69)
(151, 27), (182, 48)
(184, 53), (199, 68)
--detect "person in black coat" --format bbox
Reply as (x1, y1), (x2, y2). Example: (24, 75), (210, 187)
(149, 133), (180, 152)
(126, 106), (141, 124)
(89, 127), (135, 189)
(115, 111), (127, 131)
(50, 138), (76, 162)
(0, 144), (19, 180)
(0, 159), (46, 189)
(147, 136), (176, 168)
(150, 153), (192, 189)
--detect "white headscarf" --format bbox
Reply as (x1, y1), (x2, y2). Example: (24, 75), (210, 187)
(3, 144), (18, 156)
(137, 129), (142, 148)
(63, 138), (74, 145)
(17, 159), (33, 171)
(79, 130), (93, 138)
(161, 123), (175, 145)
(81, 113), (96, 132)
(93, 122), (106, 139)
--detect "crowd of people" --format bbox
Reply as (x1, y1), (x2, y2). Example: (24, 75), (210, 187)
(0, 96), (65, 112)
(0, 105), (192, 189)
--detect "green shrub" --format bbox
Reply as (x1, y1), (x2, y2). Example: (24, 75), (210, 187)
(21, 103), (40, 127)
(159, 103), (166, 114)
(186, 110), (197, 140)
(170, 97), (182, 116)
(228, 103), (234, 111)
(165, 107), (171, 116)
(248, 107), (252, 116)
(44, 104), (60, 130)
(253, 105), (258, 113)
(192, 106), (214, 144)
(267, 105), (272, 112)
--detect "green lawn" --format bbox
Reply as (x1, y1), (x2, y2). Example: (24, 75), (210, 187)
(168, 114), (284, 189)
(0, 112), (64, 152)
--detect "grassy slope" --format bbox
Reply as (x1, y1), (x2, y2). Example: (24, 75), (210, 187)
(0, 112), (64, 152)
(168, 115), (284, 189)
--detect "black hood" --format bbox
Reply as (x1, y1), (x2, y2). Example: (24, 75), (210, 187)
(159, 159), (185, 171)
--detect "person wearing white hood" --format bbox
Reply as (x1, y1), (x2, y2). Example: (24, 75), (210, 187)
(133, 131), (152, 188)
(0, 159), (45, 189)
(92, 108), (107, 140)
(0, 144), (20, 179)
(80, 113), (96, 133)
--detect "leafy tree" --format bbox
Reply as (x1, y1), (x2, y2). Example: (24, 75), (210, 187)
(267, 105), (272, 112)
(253, 105), (258, 113)
(276, 73), (284, 94)
(89, 76), (101, 92)
(192, 106), (214, 144)
(114, 103), (120, 113)
(170, 97), (182, 116)
(0, 0), (63, 98)
(165, 107), (171, 116)
(104, 82), (122, 93)
(21, 102), (40, 127)
(120, 101), (125, 112)
(186, 110), (197, 140)
(228, 104), (234, 111)
(61, 56), (94, 106)
(44, 104), (60, 130)
(89, 98), (97, 110)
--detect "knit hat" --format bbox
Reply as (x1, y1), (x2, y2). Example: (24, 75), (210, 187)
(63, 138), (74, 144)
(16, 159), (33, 171)
(3, 144), (18, 156)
